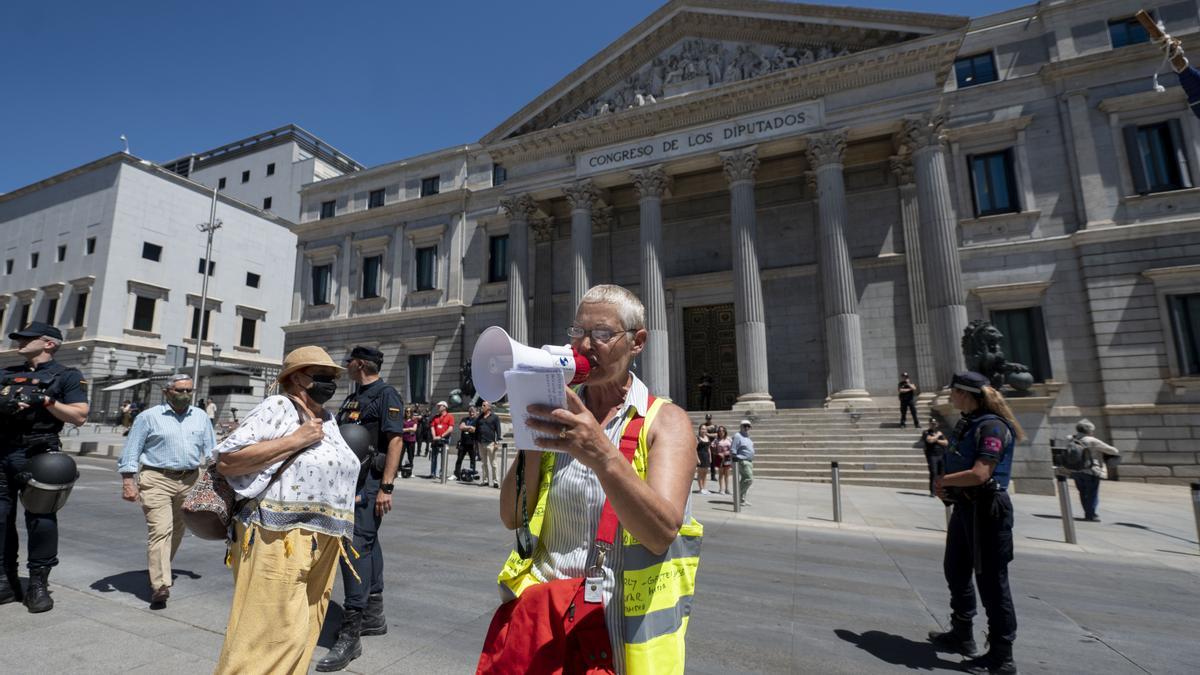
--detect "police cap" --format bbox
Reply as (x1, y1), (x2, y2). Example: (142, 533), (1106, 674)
(950, 371), (989, 394)
(9, 321), (64, 342)
(346, 346), (384, 366)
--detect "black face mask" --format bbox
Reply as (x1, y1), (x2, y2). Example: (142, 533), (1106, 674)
(306, 375), (338, 404)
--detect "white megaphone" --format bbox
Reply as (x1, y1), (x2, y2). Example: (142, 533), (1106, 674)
(471, 326), (592, 402)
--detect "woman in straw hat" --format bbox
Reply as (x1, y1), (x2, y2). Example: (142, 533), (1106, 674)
(212, 346), (360, 674)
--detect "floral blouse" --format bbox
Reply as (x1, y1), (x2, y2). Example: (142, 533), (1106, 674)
(213, 395), (357, 539)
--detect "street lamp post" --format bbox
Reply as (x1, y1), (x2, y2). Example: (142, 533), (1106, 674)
(191, 186), (223, 405)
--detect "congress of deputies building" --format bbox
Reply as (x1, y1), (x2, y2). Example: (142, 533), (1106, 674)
(285, 0), (1200, 484)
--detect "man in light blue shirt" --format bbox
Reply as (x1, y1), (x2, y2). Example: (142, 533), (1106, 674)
(731, 420), (755, 507)
(116, 374), (214, 608)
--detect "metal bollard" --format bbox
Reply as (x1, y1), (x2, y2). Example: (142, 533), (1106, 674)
(831, 461), (843, 523)
(440, 444), (448, 485)
(1055, 474), (1077, 544)
(1191, 483), (1200, 553)
(732, 461), (742, 514)
(502, 443), (509, 475)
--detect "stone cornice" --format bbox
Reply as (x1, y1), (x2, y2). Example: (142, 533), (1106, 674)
(1040, 33), (1200, 81)
(282, 302), (467, 334)
(944, 114), (1033, 143)
(290, 187), (472, 239)
(1098, 87), (1186, 114)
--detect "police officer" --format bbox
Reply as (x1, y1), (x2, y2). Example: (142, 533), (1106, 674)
(929, 371), (1023, 674)
(0, 322), (89, 613)
(317, 346), (404, 672)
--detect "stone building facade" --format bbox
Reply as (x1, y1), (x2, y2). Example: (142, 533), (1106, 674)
(286, 0), (1200, 485)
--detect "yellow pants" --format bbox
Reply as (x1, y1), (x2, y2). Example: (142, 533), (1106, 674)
(137, 467), (199, 590)
(215, 523), (341, 675)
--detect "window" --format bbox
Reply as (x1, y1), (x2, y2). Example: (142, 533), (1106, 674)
(239, 317), (257, 349)
(44, 297), (58, 324)
(320, 200), (336, 219)
(241, 170), (250, 183)
(415, 246), (437, 291)
(969, 149), (1020, 217)
(30, 252), (38, 269)
(218, 177), (226, 190)
(132, 296), (156, 332)
(19, 303), (31, 328)
(56, 245), (66, 262)
(408, 354), (430, 404)
(488, 235), (509, 283)
(420, 175), (440, 197)
(86, 237), (96, 255)
(361, 255), (382, 299)
(1109, 16), (1151, 48)
(197, 258), (216, 275)
(262, 197), (272, 210)
(311, 263), (332, 305)
(266, 162), (276, 176)
(368, 189), (385, 209)
(73, 292), (88, 328)
(492, 164), (507, 186)
(990, 307), (1052, 383)
(1169, 293), (1200, 375)
(190, 307), (211, 341)
(1125, 120), (1193, 195)
(142, 242), (162, 262)
(4, 259), (11, 275)
(954, 52), (997, 88)
(246, 272), (261, 288)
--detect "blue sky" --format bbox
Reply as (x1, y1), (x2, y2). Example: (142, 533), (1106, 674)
(0, 0), (1024, 193)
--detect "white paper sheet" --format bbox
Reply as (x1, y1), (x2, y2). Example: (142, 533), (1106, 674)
(504, 366), (567, 451)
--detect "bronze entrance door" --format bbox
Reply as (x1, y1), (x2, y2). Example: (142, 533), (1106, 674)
(683, 303), (738, 410)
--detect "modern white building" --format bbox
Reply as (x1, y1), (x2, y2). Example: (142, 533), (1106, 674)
(161, 125), (364, 223)
(0, 152), (298, 422)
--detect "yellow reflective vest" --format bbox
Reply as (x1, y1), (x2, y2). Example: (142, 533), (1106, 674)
(496, 396), (703, 675)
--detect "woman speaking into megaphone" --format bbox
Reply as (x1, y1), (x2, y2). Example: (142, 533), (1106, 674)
(478, 284), (703, 675)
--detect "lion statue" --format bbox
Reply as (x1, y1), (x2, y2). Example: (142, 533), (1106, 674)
(961, 320), (1034, 393)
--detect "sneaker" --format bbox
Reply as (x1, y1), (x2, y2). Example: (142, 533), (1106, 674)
(700, 489), (712, 495)
(450, 475), (458, 481)
(740, 500), (751, 507)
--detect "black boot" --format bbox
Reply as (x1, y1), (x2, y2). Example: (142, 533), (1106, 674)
(963, 637), (1017, 674)
(361, 592), (387, 636)
(24, 567), (53, 613)
(928, 616), (977, 656)
(0, 569), (20, 605)
(316, 608), (363, 672)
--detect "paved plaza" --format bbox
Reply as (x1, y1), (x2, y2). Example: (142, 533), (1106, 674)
(1, 452), (1197, 674)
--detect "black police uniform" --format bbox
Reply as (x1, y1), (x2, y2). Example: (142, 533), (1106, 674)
(334, 377), (404, 613)
(0, 359), (87, 581)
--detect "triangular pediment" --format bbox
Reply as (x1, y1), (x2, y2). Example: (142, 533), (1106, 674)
(483, 0), (968, 144)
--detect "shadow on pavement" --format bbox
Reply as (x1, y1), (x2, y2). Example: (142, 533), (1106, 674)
(1114, 522), (1198, 545)
(89, 568), (202, 603)
(897, 491), (934, 498)
(834, 628), (963, 671)
(1031, 513), (1091, 522)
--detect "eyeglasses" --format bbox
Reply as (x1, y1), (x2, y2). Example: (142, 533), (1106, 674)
(567, 326), (635, 343)
(171, 388), (194, 394)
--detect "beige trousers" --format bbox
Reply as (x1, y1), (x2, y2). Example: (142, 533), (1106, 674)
(137, 467), (199, 590)
(480, 441), (499, 485)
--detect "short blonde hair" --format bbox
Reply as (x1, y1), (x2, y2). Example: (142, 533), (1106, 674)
(579, 284), (645, 330)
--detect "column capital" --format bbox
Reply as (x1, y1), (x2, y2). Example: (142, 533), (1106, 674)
(531, 216), (555, 243)
(563, 180), (601, 211)
(592, 205), (615, 233)
(901, 112), (948, 154)
(720, 145), (759, 184)
(805, 130), (847, 168)
(889, 154), (915, 185)
(500, 193), (536, 221)
(631, 165), (670, 200)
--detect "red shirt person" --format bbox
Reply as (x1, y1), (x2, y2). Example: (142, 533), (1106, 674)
(427, 401), (456, 478)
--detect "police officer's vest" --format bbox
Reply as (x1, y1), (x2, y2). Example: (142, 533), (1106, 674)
(0, 367), (63, 436)
(946, 412), (1016, 490)
(496, 396), (703, 675)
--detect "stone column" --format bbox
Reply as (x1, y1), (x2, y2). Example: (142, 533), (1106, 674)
(500, 194), (536, 346)
(720, 146), (774, 409)
(531, 216), (555, 346)
(631, 165), (671, 396)
(806, 131), (869, 402)
(891, 154), (937, 394)
(337, 234), (352, 317)
(904, 113), (967, 385)
(563, 181), (599, 308)
(291, 243), (305, 321)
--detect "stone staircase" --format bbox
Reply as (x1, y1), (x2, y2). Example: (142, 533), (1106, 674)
(689, 407), (930, 490)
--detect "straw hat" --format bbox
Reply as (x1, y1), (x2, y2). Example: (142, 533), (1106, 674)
(277, 346), (344, 383)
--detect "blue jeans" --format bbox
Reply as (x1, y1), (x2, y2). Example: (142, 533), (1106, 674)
(1072, 473), (1100, 519)
(429, 440), (445, 477)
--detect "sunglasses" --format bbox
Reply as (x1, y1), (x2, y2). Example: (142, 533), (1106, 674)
(170, 388), (194, 394)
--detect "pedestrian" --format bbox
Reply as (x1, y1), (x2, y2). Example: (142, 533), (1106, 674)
(206, 397), (218, 427)
(417, 407), (432, 457)
(697, 371), (714, 410)
(476, 400), (502, 489)
(400, 407), (417, 476)
(695, 415), (713, 495)
(1068, 419), (1120, 522)
(0, 322), (89, 613)
(121, 399), (133, 431)
(731, 420), (755, 506)
(930, 371), (1023, 674)
(898, 371), (919, 428)
(116, 374), (212, 609)
(212, 346), (359, 674)
(428, 401), (455, 479)
(453, 405), (479, 482)
(319, 345), (405, 671)
(479, 284), (702, 674)
(922, 417), (948, 497)
(712, 425), (732, 495)
(700, 414), (718, 481)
